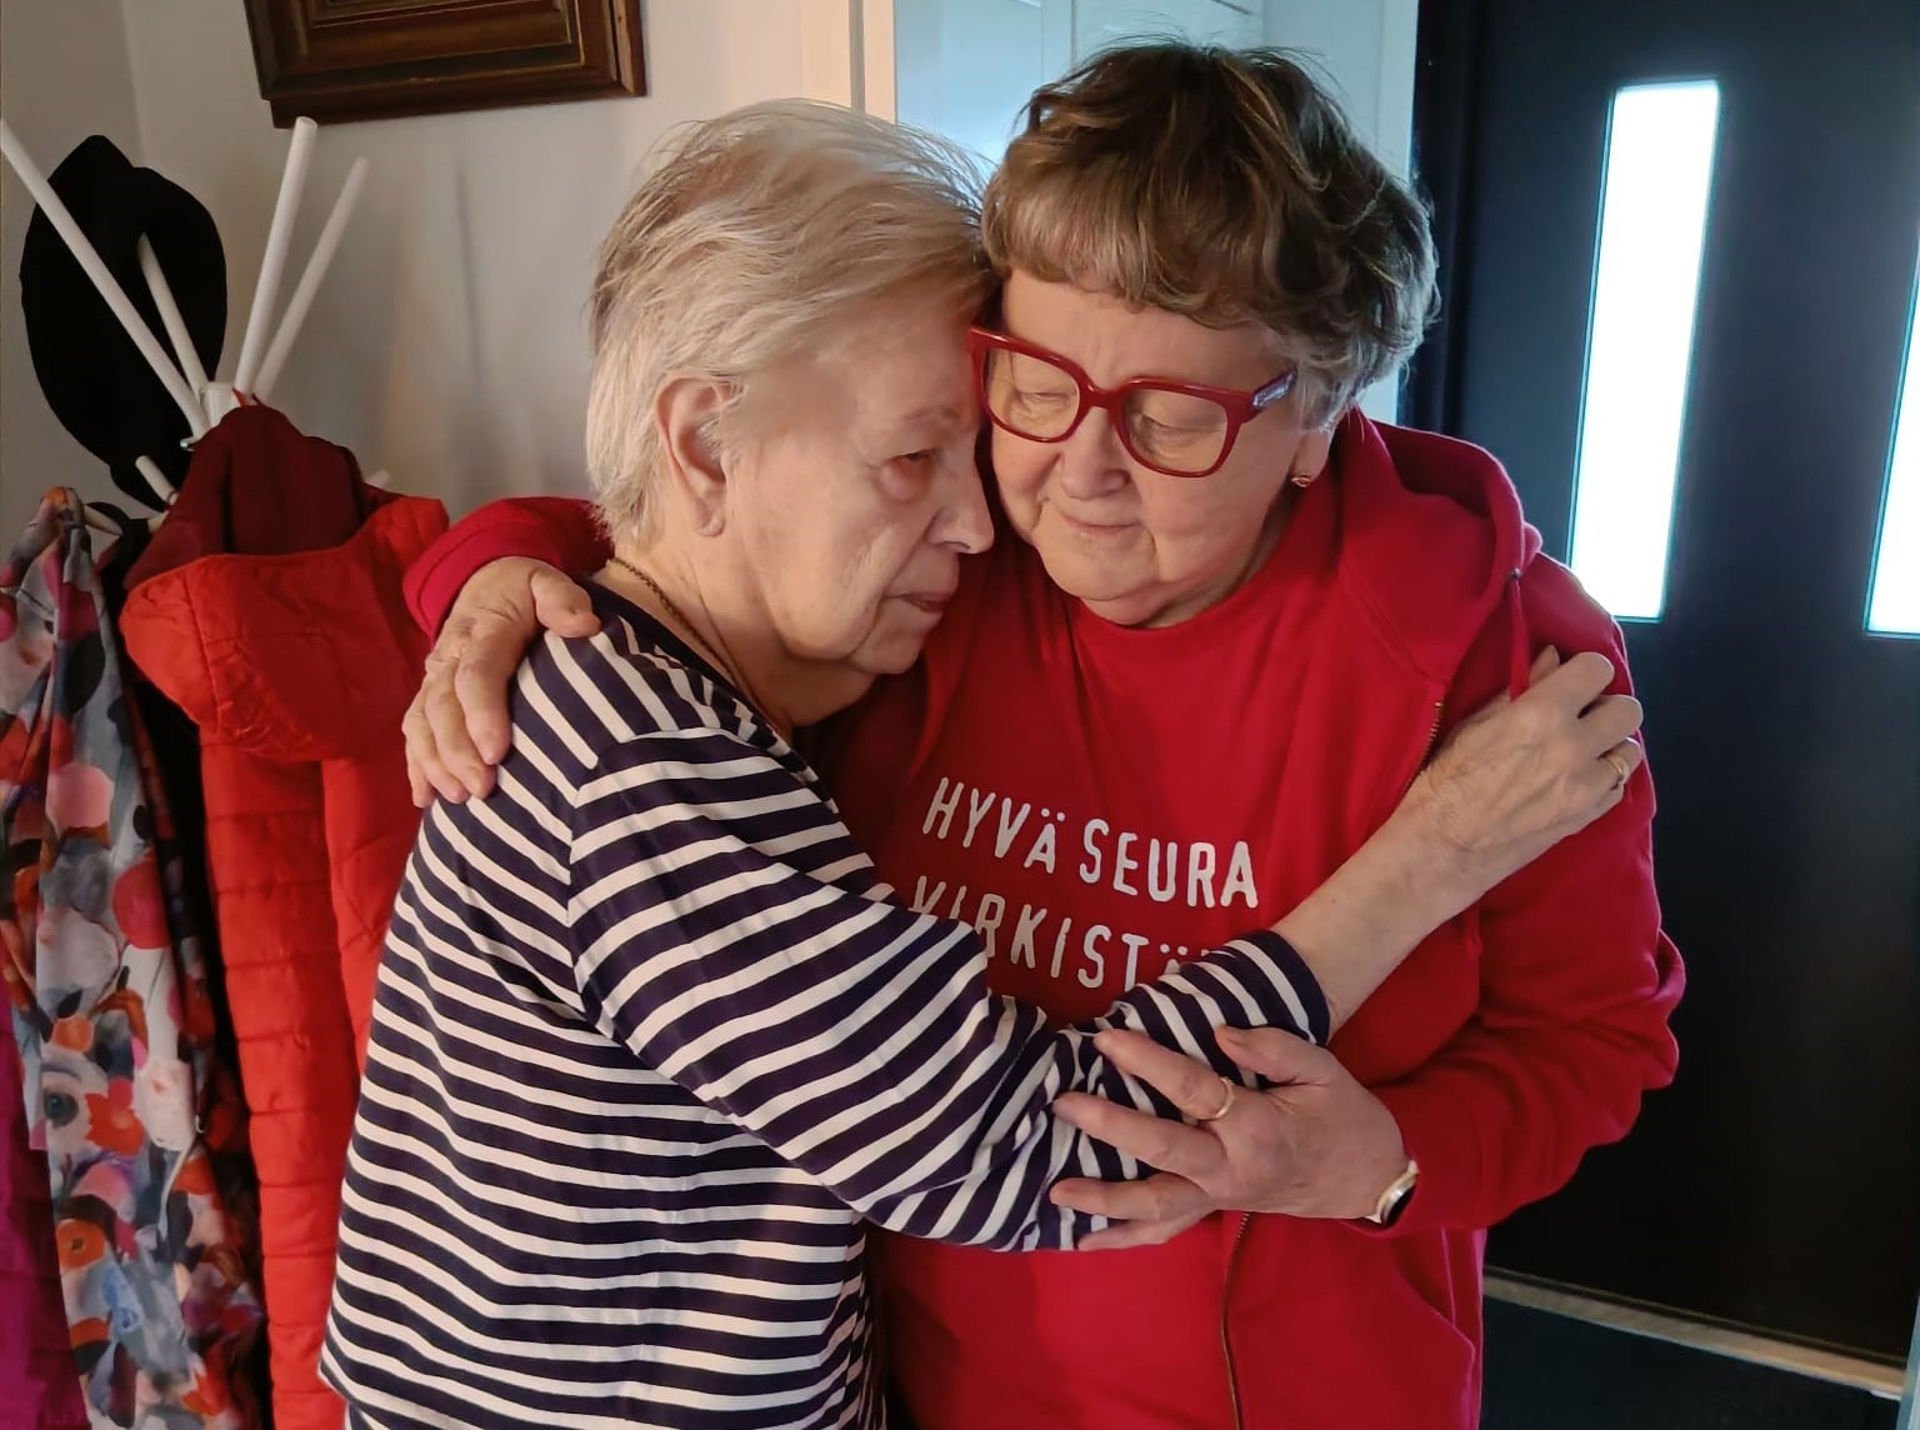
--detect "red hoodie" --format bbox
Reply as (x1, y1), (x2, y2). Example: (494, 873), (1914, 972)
(406, 414), (1682, 1430)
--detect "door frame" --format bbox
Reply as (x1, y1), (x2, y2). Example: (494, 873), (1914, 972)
(1403, 0), (1487, 435)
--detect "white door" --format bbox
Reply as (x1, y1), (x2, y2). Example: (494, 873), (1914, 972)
(893, 0), (1073, 165)
(1071, 0), (1263, 55)
(893, 0), (1261, 166)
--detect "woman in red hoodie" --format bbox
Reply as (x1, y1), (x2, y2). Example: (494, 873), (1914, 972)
(400, 43), (1681, 1430)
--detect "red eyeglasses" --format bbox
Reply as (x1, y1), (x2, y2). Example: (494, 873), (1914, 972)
(966, 326), (1297, 478)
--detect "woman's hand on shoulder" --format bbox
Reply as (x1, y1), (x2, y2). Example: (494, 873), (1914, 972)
(404, 557), (598, 806)
(1407, 647), (1645, 901)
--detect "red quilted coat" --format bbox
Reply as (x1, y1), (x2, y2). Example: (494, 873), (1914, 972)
(119, 407), (445, 1430)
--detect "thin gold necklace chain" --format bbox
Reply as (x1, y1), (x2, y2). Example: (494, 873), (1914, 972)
(606, 555), (738, 684)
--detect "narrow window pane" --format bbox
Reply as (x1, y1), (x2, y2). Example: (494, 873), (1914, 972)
(1868, 262), (1920, 636)
(1568, 81), (1721, 620)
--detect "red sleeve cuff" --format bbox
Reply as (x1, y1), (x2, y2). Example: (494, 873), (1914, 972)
(1351, 1074), (1491, 1238)
(404, 496), (607, 635)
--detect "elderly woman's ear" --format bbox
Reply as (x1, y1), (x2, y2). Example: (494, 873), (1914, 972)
(654, 375), (737, 538)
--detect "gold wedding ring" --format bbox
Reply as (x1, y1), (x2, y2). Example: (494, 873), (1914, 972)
(1195, 1076), (1237, 1123)
(1604, 748), (1632, 791)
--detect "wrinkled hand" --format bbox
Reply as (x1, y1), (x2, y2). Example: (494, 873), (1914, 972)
(1049, 1027), (1407, 1251)
(404, 557), (598, 806)
(1407, 647), (1644, 897)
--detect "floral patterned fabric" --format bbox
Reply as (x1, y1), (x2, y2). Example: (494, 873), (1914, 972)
(0, 489), (262, 1427)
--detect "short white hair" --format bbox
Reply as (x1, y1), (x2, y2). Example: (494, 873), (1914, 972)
(585, 100), (990, 541)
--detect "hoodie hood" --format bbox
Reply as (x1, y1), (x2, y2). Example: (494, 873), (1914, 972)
(1333, 410), (1546, 698)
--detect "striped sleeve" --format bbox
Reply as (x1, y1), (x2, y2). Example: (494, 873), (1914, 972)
(566, 726), (1329, 1252)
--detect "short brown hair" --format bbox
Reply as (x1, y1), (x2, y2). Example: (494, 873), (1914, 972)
(982, 43), (1435, 422)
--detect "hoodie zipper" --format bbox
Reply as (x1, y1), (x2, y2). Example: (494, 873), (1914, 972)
(1219, 696), (1448, 1428)
(1220, 1214), (1253, 1430)
(1404, 699), (1447, 797)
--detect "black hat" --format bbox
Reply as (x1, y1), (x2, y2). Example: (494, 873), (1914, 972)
(19, 135), (226, 510)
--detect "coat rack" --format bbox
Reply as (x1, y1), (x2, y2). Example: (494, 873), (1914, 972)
(0, 115), (370, 519)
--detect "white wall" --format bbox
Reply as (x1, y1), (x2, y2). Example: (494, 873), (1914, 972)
(2, 0), (869, 533)
(0, 1), (144, 536)
(1, 0), (1421, 539)
(120, 0), (876, 517)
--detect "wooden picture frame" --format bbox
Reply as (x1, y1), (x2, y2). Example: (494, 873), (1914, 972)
(242, 0), (646, 127)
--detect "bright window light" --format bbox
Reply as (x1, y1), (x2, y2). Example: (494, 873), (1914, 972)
(1568, 81), (1721, 620)
(1868, 261), (1920, 636)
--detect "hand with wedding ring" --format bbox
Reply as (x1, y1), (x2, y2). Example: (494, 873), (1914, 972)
(1191, 1076), (1237, 1123)
(1051, 1026), (1408, 1249)
(1398, 646), (1646, 904)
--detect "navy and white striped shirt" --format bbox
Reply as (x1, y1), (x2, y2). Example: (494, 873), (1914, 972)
(322, 587), (1329, 1429)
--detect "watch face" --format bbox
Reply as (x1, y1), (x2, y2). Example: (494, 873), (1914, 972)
(1379, 1185), (1413, 1227)
(1371, 1162), (1420, 1226)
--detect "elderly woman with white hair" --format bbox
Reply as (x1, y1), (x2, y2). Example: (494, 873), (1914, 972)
(323, 99), (1639, 1429)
